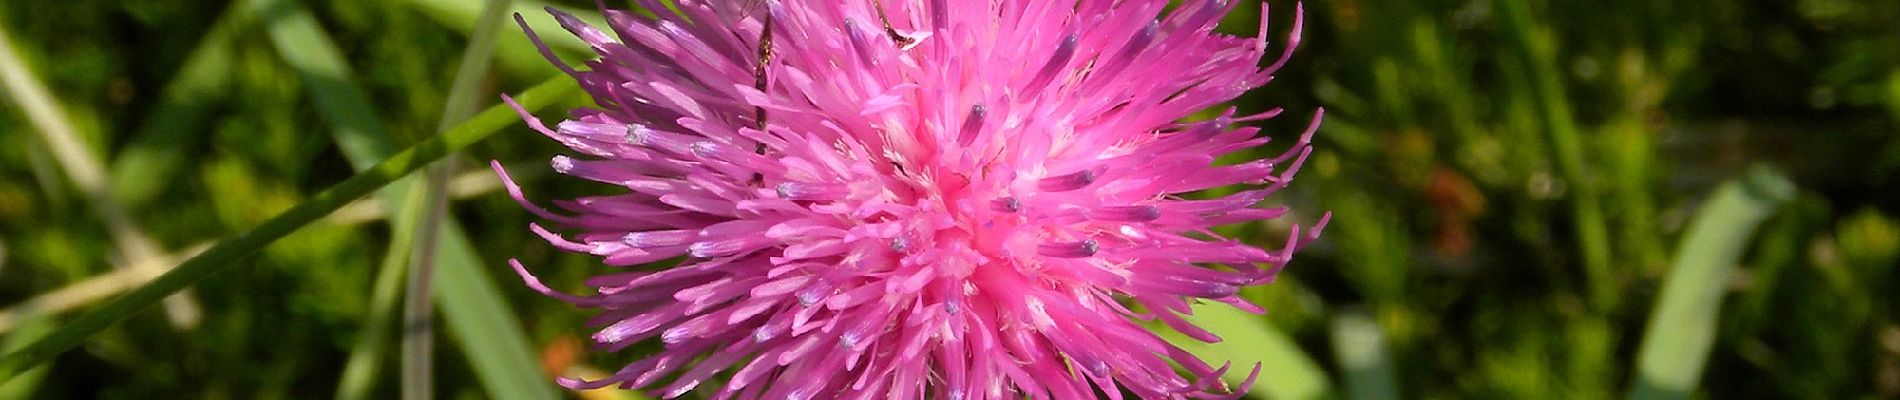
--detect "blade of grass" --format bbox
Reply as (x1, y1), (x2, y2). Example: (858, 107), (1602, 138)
(260, 1), (558, 398)
(407, 0), (593, 52)
(406, 0), (601, 75)
(1605, 116), (1665, 274)
(0, 313), (53, 399)
(0, 75), (577, 381)
(433, 0), (514, 131)
(404, 0), (514, 398)
(0, 10), (203, 329)
(1495, 0), (1617, 311)
(21, 149), (65, 212)
(0, 244), (211, 333)
(0, 168), (511, 335)
(431, 219), (553, 397)
(1627, 166), (1795, 400)
(252, 0), (391, 167)
(326, 167), (538, 225)
(401, 146), (445, 399)
(1165, 303), (1334, 400)
(335, 187), (426, 400)
(0, 19), (129, 251)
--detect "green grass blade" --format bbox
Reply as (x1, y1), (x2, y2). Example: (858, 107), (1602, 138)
(1331, 309), (1399, 400)
(406, 0), (603, 75)
(406, 0), (594, 52)
(0, 314), (53, 399)
(435, 0), (515, 132)
(335, 187), (425, 400)
(403, 178), (441, 400)
(404, 0), (514, 398)
(1166, 303), (1334, 400)
(1628, 166), (1795, 400)
(430, 222), (553, 398)
(0, 76), (577, 381)
(1495, 0), (1616, 311)
(261, 1), (559, 398)
(254, 0), (388, 169)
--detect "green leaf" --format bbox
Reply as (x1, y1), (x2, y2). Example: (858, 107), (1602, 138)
(259, 1), (558, 398)
(1165, 303), (1334, 400)
(1628, 166), (1795, 400)
(0, 75), (577, 382)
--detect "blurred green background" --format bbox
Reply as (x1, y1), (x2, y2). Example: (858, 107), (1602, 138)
(1, 0), (1896, 399)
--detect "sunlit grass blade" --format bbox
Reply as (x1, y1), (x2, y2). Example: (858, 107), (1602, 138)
(260, 0), (557, 398)
(0, 244), (210, 333)
(1628, 166), (1795, 400)
(1165, 303), (1334, 400)
(1331, 309), (1398, 400)
(254, 0), (390, 166)
(0, 76), (578, 382)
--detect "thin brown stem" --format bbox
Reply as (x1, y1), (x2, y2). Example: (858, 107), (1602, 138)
(872, 0), (915, 47)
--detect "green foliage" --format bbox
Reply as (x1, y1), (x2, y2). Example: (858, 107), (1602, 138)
(0, 0), (1896, 398)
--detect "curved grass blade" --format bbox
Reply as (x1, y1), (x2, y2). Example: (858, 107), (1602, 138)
(404, 0), (515, 398)
(259, 1), (557, 398)
(0, 76), (578, 381)
(1627, 166), (1795, 400)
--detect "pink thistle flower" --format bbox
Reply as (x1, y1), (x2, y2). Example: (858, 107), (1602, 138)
(498, 0), (1327, 398)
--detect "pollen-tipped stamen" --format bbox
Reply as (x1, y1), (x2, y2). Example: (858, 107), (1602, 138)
(1037, 240), (1100, 258)
(1037, 169), (1099, 192)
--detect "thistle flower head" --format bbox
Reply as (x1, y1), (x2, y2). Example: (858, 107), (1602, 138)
(500, 0), (1326, 398)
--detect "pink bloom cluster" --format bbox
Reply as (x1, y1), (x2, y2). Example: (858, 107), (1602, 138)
(500, 0), (1326, 398)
